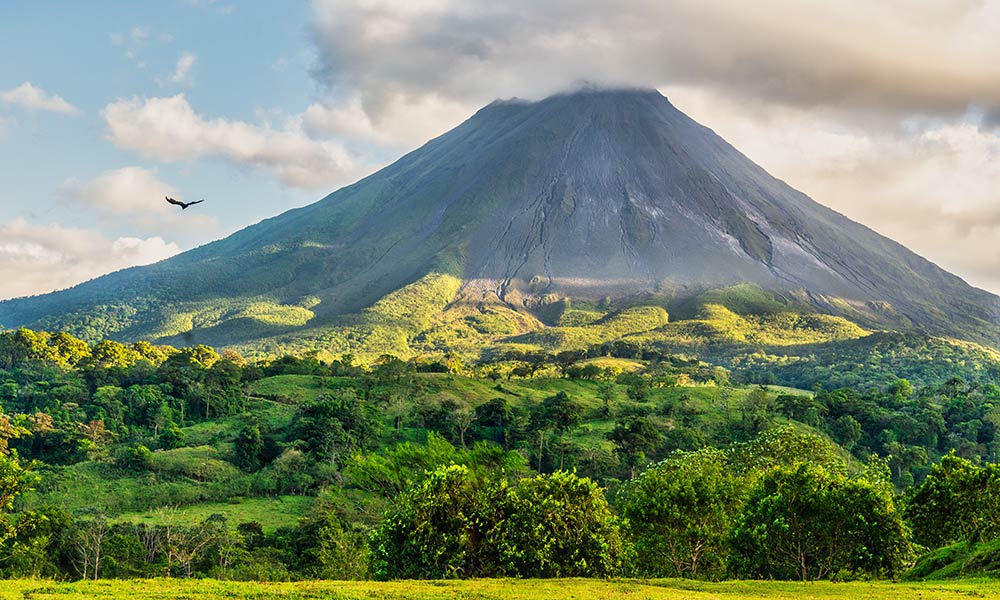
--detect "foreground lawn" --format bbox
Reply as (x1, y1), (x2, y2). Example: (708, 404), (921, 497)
(0, 578), (996, 600)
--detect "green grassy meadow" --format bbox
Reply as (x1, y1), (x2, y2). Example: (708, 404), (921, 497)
(112, 495), (313, 533)
(0, 578), (995, 600)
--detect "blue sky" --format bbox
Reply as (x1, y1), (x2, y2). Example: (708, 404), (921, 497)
(2, 2), (321, 245)
(1, 1), (417, 299)
(2, 1), (1000, 299)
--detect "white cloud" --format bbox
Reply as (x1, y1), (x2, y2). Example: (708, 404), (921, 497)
(0, 219), (180, 300)
(303, 93), (469, 149)
(0, 82), (79, 115)
(309, 0), (1000, 127)
(57, 166), (216, 234)
(111, 24), (167, 69)
(171, 52), (197, 84)
(158, 52), (198, 87)
(130, 26), (150, 43)
(102, 94), (371, 189)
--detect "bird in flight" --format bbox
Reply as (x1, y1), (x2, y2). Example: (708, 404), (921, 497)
(165, 196), (205, 210)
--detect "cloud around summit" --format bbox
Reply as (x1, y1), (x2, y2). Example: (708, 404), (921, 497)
(309, 0), (1000, 128)
(306, 0), (1000, 292)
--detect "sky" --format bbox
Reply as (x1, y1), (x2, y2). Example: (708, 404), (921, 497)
(2, 0), (1000, 299)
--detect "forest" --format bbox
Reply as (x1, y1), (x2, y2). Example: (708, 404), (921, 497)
(0, 326), (998, 582)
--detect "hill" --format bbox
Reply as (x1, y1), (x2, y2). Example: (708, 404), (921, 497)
(1, 88), (998, 353)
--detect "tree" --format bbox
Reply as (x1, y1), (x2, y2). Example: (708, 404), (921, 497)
(607, 415), (663, 479)
(617, 448), (743, 578)
(371, 466), (624, 580)
(132, 341), (169, 365)
(91, 386), (125, 428)
(371, 354), (410, 383)
(498, 470), (625, 578)
(233, 423), (264, 471)
(473, 397), (527, 452)
(50, 332), (91, 368)
(203, 358), (244, 417)
(0, 505), (73, 578)
(728, 426), (846, 475)
(905, 453), (1000, 548)
(187, 345), (220, 368)
(78, 419), (114, 461)
(0, 453), (37, 544)
(370, 464), (501, 579)
(292, 390), (380, 466)
(91, 340), (141, 369)
(729, 462), (912, 580)
(775, 393), (824, 427)
(889, 378), (914, 400)
(554, 350), (585, 377)
(596, 382), (617, 417)
(124, 385), (169, 432)
(735, 385), (776, 440)
(529, 391), (583, 471)
(159, 422), (185, 450)
(114, 443), (152, 472)
(159, 510), (224, 578)
(884, 441), (927, 486)
(830, 414), (862, 451)
(452, 406), (475, 448)
(475, 397), (513, 449)
(295, 496), (369, 579)
(71, 515), (108, 580)
(267, 448), (314, 494)
(385, 392), (408, 437)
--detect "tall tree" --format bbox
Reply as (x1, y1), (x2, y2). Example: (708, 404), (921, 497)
(617, 448), (742, 578)
(729, 462), (912, 581)
(606, 415), (663, 479)
(905, 452), (1000, 548)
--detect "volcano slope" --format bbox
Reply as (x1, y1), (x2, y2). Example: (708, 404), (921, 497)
(2, 88), (998, 357)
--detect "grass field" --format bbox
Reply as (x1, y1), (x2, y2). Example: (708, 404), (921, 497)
(0, 578), (996, 599)
(112, 495), (313, 533)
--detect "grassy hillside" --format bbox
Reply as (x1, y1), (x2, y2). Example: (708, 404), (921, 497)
(113, 496), (313, 534)
(223, 281), (869, 359)
(907, 539), (1000, 581)
(204, 282), (1000, 398)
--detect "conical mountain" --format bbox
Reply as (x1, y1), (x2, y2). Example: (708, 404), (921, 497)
(3, 88), (999, 348)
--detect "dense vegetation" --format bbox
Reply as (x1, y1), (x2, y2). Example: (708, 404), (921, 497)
(0, 327), (998, 582)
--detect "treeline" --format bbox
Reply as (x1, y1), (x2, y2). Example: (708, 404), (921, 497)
(735, 332), (1000, 391)
(1, 326), (996, 486)
(1, 327), (1000, 581)
(2, 326), (996, 486)
(4, 426), (998, 581)
(373, 428), (915, 581)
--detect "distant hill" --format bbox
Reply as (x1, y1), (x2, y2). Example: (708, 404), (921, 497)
(2, 87), (999, 353)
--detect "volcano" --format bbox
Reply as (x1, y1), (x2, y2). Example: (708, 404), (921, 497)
(3, 88), (999, 349)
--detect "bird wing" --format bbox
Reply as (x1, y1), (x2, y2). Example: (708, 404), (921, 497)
(165, 196), (182, 206)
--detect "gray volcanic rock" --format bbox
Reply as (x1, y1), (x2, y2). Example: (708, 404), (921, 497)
(2, 88), (999, 345)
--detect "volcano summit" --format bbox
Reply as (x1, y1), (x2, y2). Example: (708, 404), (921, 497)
(2, 88), (999, 351)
